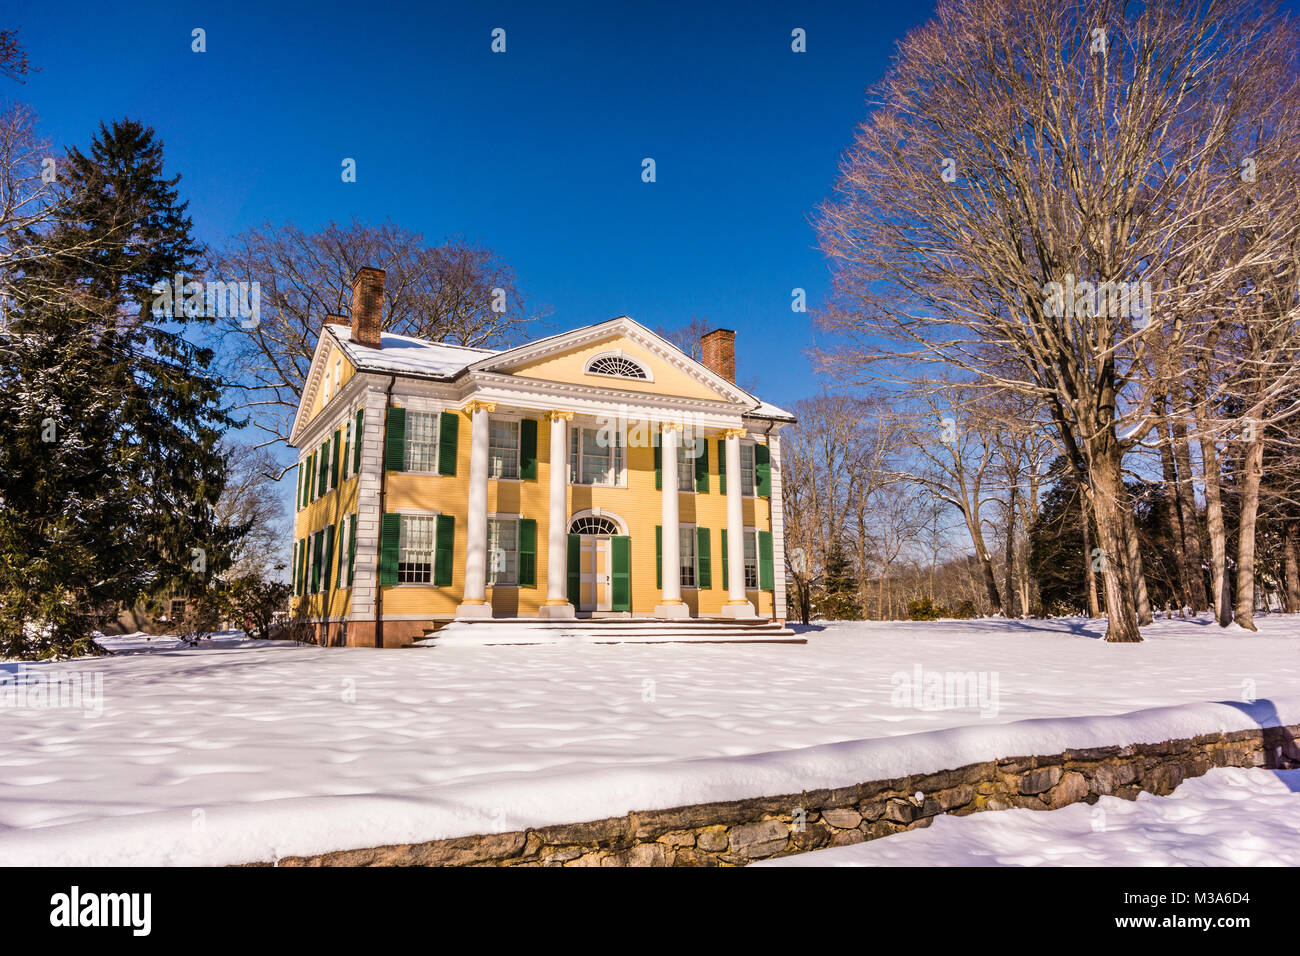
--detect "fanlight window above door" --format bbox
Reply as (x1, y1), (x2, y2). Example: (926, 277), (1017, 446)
(569, 515), (621, 536)
(585, 353), (649, 380)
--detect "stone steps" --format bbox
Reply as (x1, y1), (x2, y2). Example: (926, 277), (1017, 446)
(418, 617), (802, 646)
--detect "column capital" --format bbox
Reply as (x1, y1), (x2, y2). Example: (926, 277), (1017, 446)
(721, 427), (748, 440)
(661, 421), (684, 432)
(464, 400), (497, 414)
(546, 410), (575, 421)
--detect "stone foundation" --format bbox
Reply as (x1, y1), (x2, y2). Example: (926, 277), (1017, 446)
(284, 619), (433, 648)
(267, 722), (1299, 867)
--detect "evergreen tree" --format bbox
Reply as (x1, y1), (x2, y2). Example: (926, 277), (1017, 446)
(813, 539), (862, 620)
(0, 119), (238, 658)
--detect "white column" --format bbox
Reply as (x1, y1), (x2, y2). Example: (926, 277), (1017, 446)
(721, 428), (756, 618)
(456, 402), (494, 618)
(654, 423), (690, 618)
(539, 410), (576, 619)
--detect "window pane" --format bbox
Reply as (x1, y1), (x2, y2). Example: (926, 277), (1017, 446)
(744, 531), (758, 589)
(677, 444), (695, 492)
(740, 443), (756, 496)
(398, 515), (435, 583)
(404, 411), (439, 472)
(679, 526), (696, 588)
(568, 427), (620, 486)
(489, 419), (520, 479)
(487, 518), (518, 586)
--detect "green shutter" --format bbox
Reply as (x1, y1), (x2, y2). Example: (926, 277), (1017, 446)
(655, 525), (662, 589)
(695, 439), (709, 493)
(379, 513), (401, 586)
(311, 531), (324, 593)
(299, 538), (308, 595)
(439, 411), (459, 475)
(341, 425), (350, 480)
(721, 529), (729, 590)
(567, 534), (581, 606)
(319, 439), (330, 492)
(353, 409), (364, 474)
(331, 429), (341, 487)
(385, 407), (406, 472)
(308, 452), (316, 500)
(291, 540), (299, 594)
(434, 514), (455, 586)
(518, 518), (537, 587)
(755, 443), (771, 498)
(759, 530), (774, 590)
(322, 524), (335, 590)
(611, 535), (631, 611)
(697, 527), (712, 589)
(654, 434), (662, 490)
(520, 419), (538, 480)
(347, 515), (357, 586)
(717, 439), (727, 495)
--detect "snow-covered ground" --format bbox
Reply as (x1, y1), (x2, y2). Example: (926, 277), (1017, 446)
(0, 615), (1297, 866)
(759, 767), (1300, 866)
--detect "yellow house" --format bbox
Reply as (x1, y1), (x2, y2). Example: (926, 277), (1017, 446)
(287, 267), (795, 647)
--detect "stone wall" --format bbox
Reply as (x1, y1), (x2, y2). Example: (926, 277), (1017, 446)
(268, 722), (1299, 867)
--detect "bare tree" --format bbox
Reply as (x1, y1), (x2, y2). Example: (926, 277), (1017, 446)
(214, 441), (291, 580)
(816, 0), (1300, 641)
(207, 219), (548, 453)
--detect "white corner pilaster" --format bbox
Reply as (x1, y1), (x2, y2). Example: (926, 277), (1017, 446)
(539, 410), (576, 619)
(655, 422), (690, 619)
(457, 401), (494, 618)
(721, 427), (756, 619)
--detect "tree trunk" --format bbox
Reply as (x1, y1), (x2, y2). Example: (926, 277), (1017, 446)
(1234, 427), (1265, 631)
(1284, 520), (1300, 614)
(1003, 487), (1018, 618)
(1157, 400), (1193, 611)
(1171, 416), (1209, 611)
(1088, 448), (1143, 642)
(1195, 400), (1233, 627)
(1081, 490), (1101, 618)
(964, 509), (1003, 615)
(1123, 500), (1154, 626)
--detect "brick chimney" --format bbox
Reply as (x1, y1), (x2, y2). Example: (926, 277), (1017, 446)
(324, 313), (349, 327)
(351, 267), (385, 348)
(700, 328), (736, 382)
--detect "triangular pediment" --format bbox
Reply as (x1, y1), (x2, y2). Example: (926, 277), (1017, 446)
(469, 317), (758, 406)
(289, 327), (355, 446)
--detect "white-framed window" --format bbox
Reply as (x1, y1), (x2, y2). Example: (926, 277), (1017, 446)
(570, 427), (624, 486)
(679, 525), (698, 589)
(398, 514), (437, 584)
(585, 352), (650, 381)
(740, 441), (757, 496)
(342, 417), (353, 480)
(337, 514), (355, 588)
(743, 529), (759, 589)
(333, 358), (342, 390)
(404, 410), (440, 473)
(489, 419), (520, 479)
(487, 518), (518, 586)
(676, 437), (701, 492)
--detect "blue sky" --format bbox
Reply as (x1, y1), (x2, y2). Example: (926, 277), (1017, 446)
(10, 0), (936, 410)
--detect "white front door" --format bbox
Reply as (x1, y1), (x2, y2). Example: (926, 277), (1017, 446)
(579, 536), (613, 612)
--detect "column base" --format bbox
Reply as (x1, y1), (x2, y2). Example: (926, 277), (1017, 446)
(720, 601), (757, 619)
(455, 601), (494, 619)
(537, 602), (576, 619)
(654, 602), (692, 619)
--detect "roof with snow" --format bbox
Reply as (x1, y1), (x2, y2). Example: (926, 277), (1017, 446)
(326, 325), (498, 379)
(317, 317), (795, 423)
